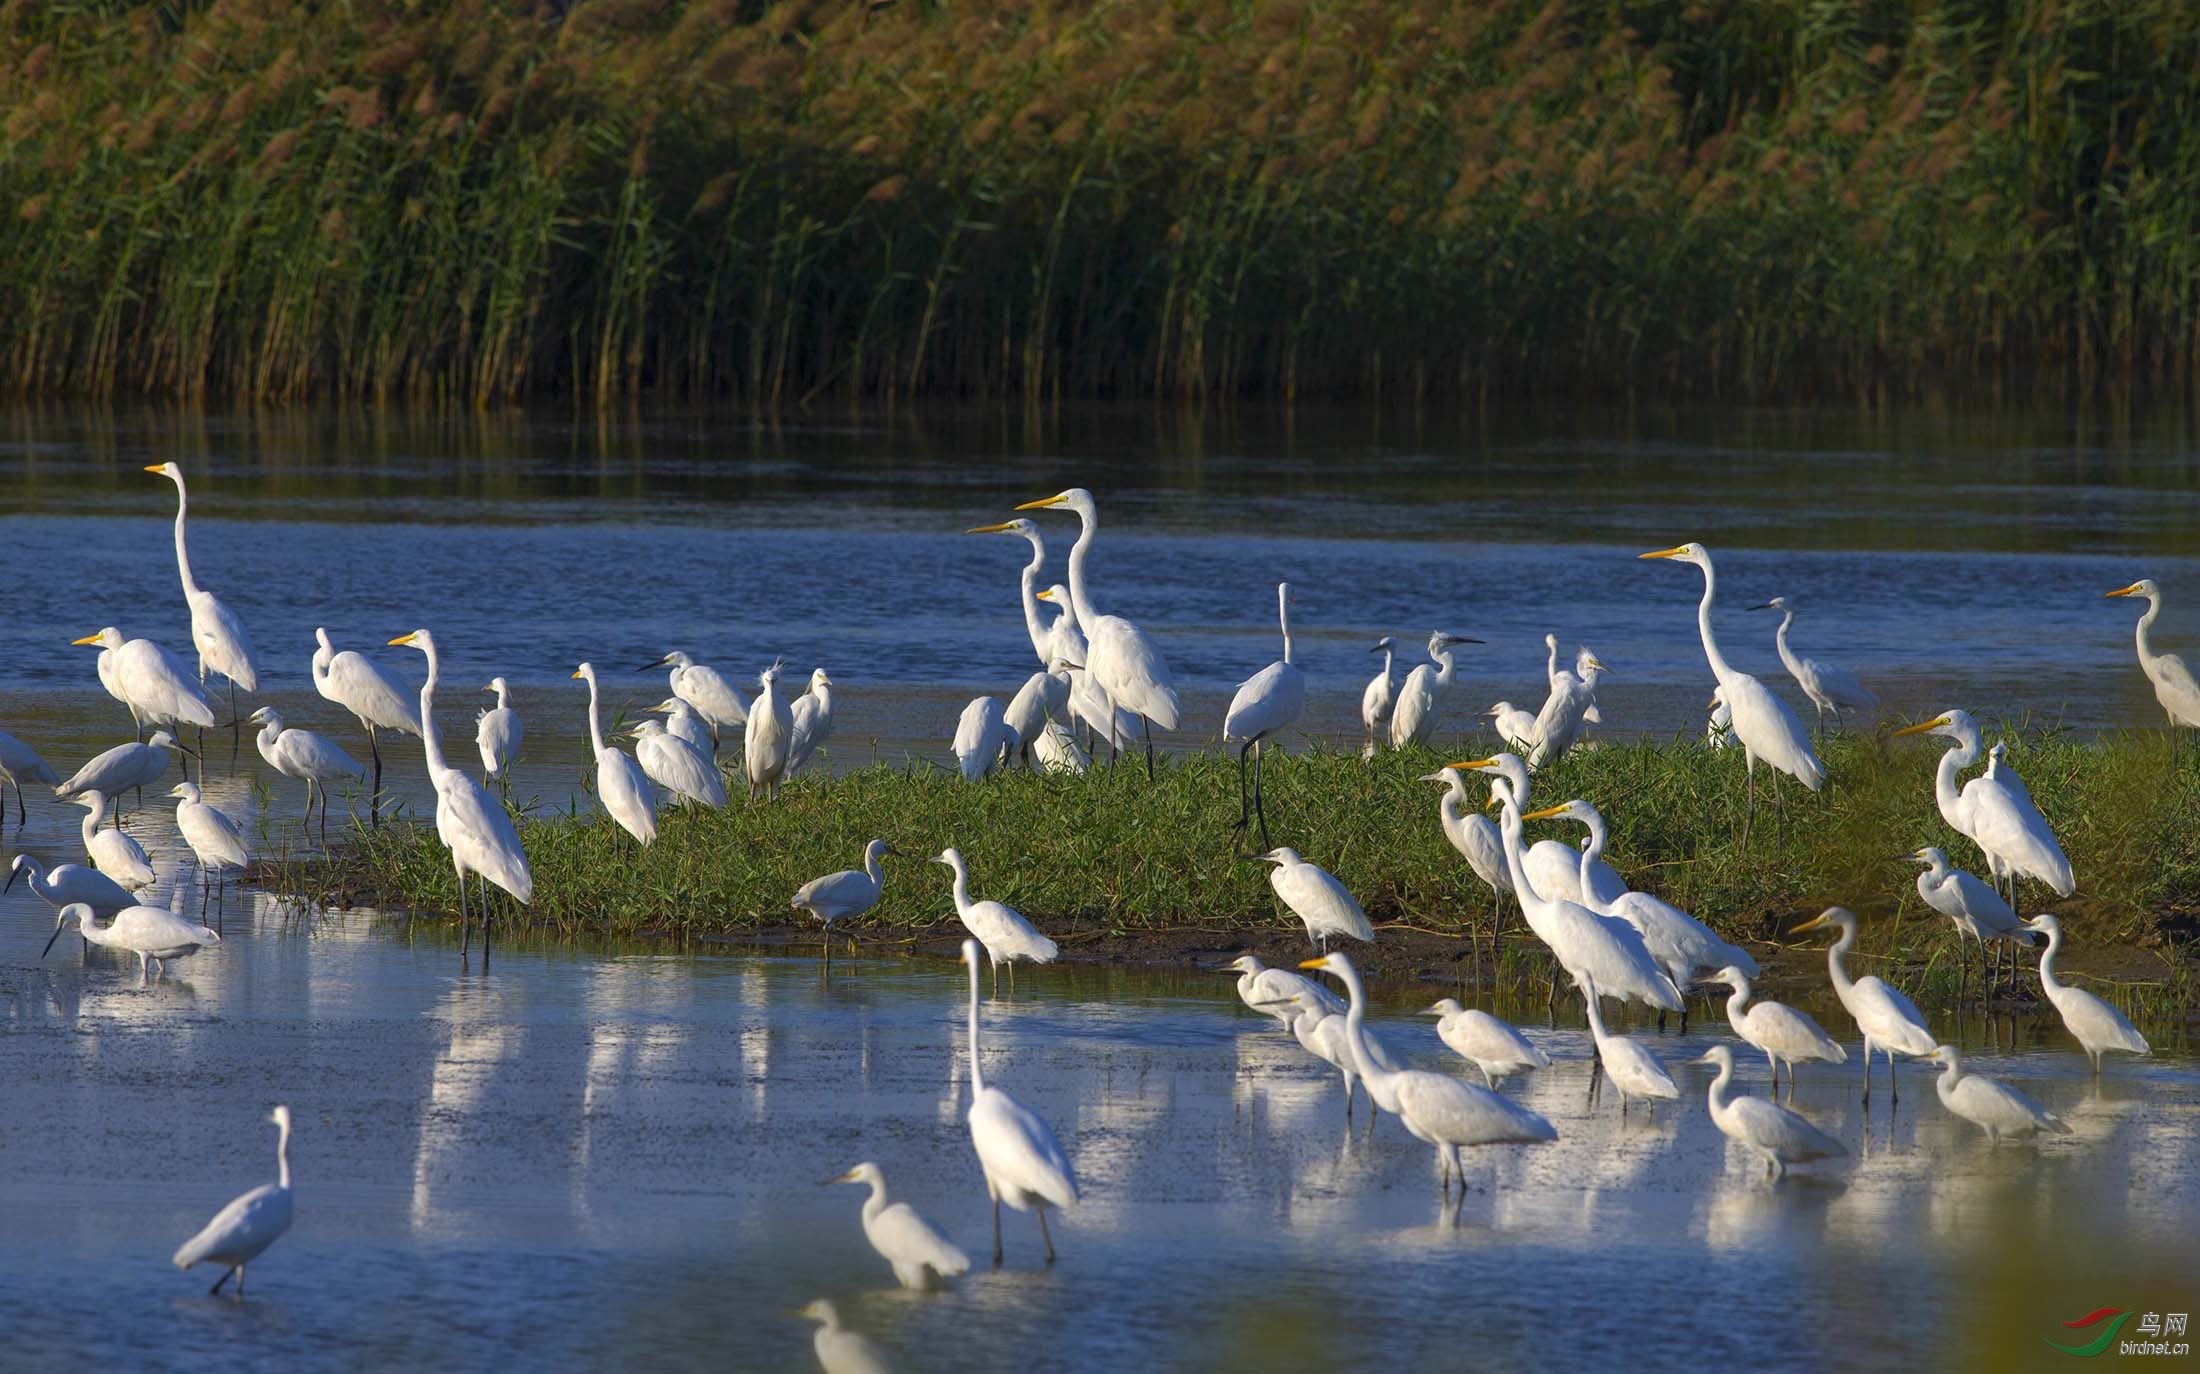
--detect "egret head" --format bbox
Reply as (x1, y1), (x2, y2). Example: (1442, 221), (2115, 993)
(809, 668), (832, 690)
(42, 903), (94, 957)
(824, 1161), (883, 1188)
(72, 789), (109, 814)
(1576, 648), (1611, 677)
(147, 730), (189, 755)
(1928, 1044), (1960, 1070)
(169, 781), (202, 802)
(2022, 913), (2063, 939)
(1690, 1044), (1736, 1071)
(143, 461), (184, 483)
(1423, 997), (1464, 1016)
(1012, 488), (1096, 518)
(1747, 595), (1790, 613)
(759, 660), (785, 689)
(313, 626), (335, 653)
(1638, 541), (1710, 568)
(966, 517), (1038, 540)
(4, 854), (35, 891)
(389, 628), (434, 655)
(796, 1298), (839, 1327)
(1253, 846), (1301, 866)
(863, 839), (896, 864)
(1370, 635), (1396, 653)
(1429, 631), (1483, 655)
(2106, 579), (2161, 602)
(269, 1104), (291, 1131)
(1223, 954), (1264, 974)
(1791, 907), (1857, 940)
(1707, 965), (1751, 990)
(1904, 845), (1946, 868)
(1891, 709), (1977, 745)
(930, 846), (963, 870)
(71, 627), (124, 650)
(484, 676), (510, 696)
(570, 663), (595, 684)
(641, 650), (692, 672)
(1415, 767), (1464, 786)
(1520, 799), (1594, 828)
(1483, 702), (1514, 718)
(248, 707), (282, 728)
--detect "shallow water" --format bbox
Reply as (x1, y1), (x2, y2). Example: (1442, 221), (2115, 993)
(0, 904), (2193, 1373)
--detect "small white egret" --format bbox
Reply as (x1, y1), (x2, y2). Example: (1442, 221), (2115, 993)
(1485, 701), (1539, 755)
(2105, 580), (2200, 736)
(43, 900), (219, 981)
(1223, 582), (1305, 848)
(951, 696), (1019, 781)
(475, 677), (522, 788)
(1004, 660), (1073, 769)
(648, 697), (714, 756)
(745, 662), (794, 801)
(1639, 543), (1824, 833)
(1930, 1045), (2069, 1143)
(144, 463), (259, 710)
(1706, 687), (1734, 751)
(797, 1298), (891, 1374)
(785, 668), (836, 777)
(56, 730), (190, 803)
(1460, 753), (1622, 907)
(1423, 1000), (1551, 1087)
(312, 627), (422, 818)
(1389, 631), (1482, 750)
(1030, 721), (1089, 775)
(826, 1161), (971, 1290)
(571, 662), (657, 848)
(1420, 767), (1511, 958)
(967, 517), (1079, 667)
(1693, 1045), (1847, 1178)
(1035, 585), (1138, 754)
(1748, 595), (1877, 730)
(627, 718), (728, 810)
(1527, 639), (1608, 768)
(1579, 970), (1678, 1110)
(1793, 908), (1936, 1102)
(171, 781), (248, 902)
(1255, 988), (1401, 1124)
(958, 937), (1078, 1262)
(1301, 952), (1557, 1196)
(0, 726), (59, 826)
(1361, 636), (1399, 756)
(935, 848), (1057, 989)
(1892, 710), (2073, 901)
(6, 853), (136, 917)
(642, 650), (749, 738)
(1256, 847), (1373, 951)
(73, 627), (217, 732)
(2023, 914), (2150, 1074)
(1220, 953), (1345, 1024)
(172, 1105), (292, 1296)
(1906, 845), (2031, 1001)
(1014, 488), (1182, 776)
(1709, 965), (1845, 1093)
(249, 708), (363, 840)
(792, 839), (894, 958)
(74, 791), (153, 888)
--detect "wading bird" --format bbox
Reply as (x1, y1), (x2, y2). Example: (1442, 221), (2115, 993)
(1891, 710), (2072, 902)
(171, 781), (248, 903)
(2024, 914), (2150, 1075)
(1221, 953), (1344, 1024)
(642, 651), (748, 740)
(1362, 636), (1399, 756)
(1004, 659), (1073, 770)
(1709, 965), (1845, 1094)
(1528, 639), (1608, 768)
(936, 848), (1056, 989)
(43, 900), (219, 981)
(957, 938), (1077, 1262)
(1930, 1045), (2069, 1144)
(1461, 753), (1621, 907)
(1749, 595), (1877, 730)
(797, 1299), (890, 1374)
(1256, 988), (1400, 1125)
(74, 627), (217, 735)
(172, 1105), (292, 1297)
(476, 677), (522, 789)
(785, 668), (835, 777)
(2104, 580), (2200, 740)
(951, 696), (1019, 781)
(1423, 1000), (1551, 1088)
(1706, 687), (1734, 751)
(1420, 767), (1511, 959)
(56, 731), (190, 805)
(1256, 847), (1373, 952)
(1301, 952), (1557, 1197)
(249, 708), (362, 841)
(1579, 970), (1678, 1111)
(1906, 846), (2032, 1001)
(74, 791), (153, 888)
(745, 662), (794, 801)
(1223, 582), (1305, 848)
(1794, 908), (1936, 1103)
(396, 631), (534, 952)
(1694, 1045), (1847, 1178)
(572, 661), (657, 848)
(627, 718), (727, 810)
(1390, 631), (1482, 750)
(6, 853), (136, 918)
(1485, 701), (1539, 755)
(1639, 543), (1823, 834)
(145, 463), (258, 716)
(826, 1161), (971, 1290)
(649, 697), (713, 756)
(312, 627), (422, 821)
(1036, 585), (1138, 755)
(792, 839), (893, 959)
(1014, 489), (1181, 777)
(0, 727), (57, 826)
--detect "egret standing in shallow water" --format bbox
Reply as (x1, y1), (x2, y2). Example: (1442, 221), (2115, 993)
(56, 731), (190, 807)
(1221, 953), (1344, 1024)
(1223, 582), (1305, 848)
(797, 1299), (891, 1374)
(1794, 908), (1936, 1103)
(74, 790), (153, 888)
(1578, 971), (1679, 1112)
(173, 1105), (293, 1296)
(572, 662), (657, 849)
(1694, 1045), (1847, 1178)
(0, 727), (57, 826)
(1423, 1000), (1551, 1088)
(171, 781), (248, 904)
(7, 853), (136, 918)
(1930, 1045), (2070, 1144)
(2024, 914), (2151, 1075)
(1256, 988), (1400, 1125)
(475, 678), (522, 791)
(791, 839), (894, 960)
(74, 627), (218, 736)
(43, 901), (220, 981)
(145, 463), (259, 718)
(2105, 580), (2200, 740)
(1749, 595), (1877, 731)
(827, 1161), (971, 1290)
(936, 848), (1057, 989)
(1390, 631), (1482, 751)
(1709, 965), (1845, 1094)
(958, 938), (1078, 1263)
(1257, 847), (1374, 952)
(249, 708), (362, 841)
(1891, 710), (2073, 903)
(396, 631), (534, 954)
(312, 627), (421, 823)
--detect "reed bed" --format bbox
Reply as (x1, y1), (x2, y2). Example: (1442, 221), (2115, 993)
(5, 0), (2200, 404)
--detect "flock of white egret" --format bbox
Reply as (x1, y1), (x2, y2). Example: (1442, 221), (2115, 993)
(3, 470), (2183, 1338)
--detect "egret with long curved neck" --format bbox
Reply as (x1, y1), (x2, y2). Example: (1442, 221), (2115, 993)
(1222, 581), (1305, 848)
(959, 938), (1077, 1263)
(145, 463), (259, 723)
(2105, 580), (2200, 743)
(1891, 709), (2072, 903)
(1793, 907), (1935, 1104)
(2023, 914), (2150, 1075)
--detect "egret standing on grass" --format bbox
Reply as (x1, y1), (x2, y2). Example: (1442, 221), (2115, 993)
(1390, 631), (1482, 750)
(1013, 489), (1182, 777)
(43, 901), (219, 981)
(627, 718), (728, 810)
(650, 698), (713, 756)
(826, 1161), (971, 1290)
(2105, 580), (2200, 739)
(145, 463), (259, 717)
(952, 697), (1019, 781)
(249, 708), (362, 841)
(2024, 914), (2151, 1075)
(745, 662), (793, 801)
(1420, 766), (1511, 959)
(1423, 1000), (1551, 1088)
(394, 631), (534, 954)
(1257, 847), (1373, 952)
(1461, 753), (1622, 907)
(73, 628), (217, 735)
(1794, 908), (1936, 1103)
(572, 662), (657, 849)
(791, 839), (894, 960)
(1891, 710), (2073, 902)
(1749, 596), (1877, 731)
(958, 938), (1078, 1262)
(172, 1106), (292, 1297)
(1486, 701), (1539, 754)
(1930, 1045), (2070, 1143)
(1223, 582), (1305, 848)
(642, 650), (749, 742)
(0, 727), (57, 826)
(1709, 965), (1845, 1094)
(476, 677), (522, 789)
(785, 668), (835, 777)
(74, 791), (153, 888)
(1004, 659), (1073, 770)
(1694, 1045), (1847, 1178)
(1906, 846), (2032, 1001)
(936, 848), (1057, 989)
(171, 781), (248, 904)
(1638, 544), (1823, 834)
(312, 627), (422, 821)
(1361, 636), (1398, 756)
(1527, 640), (1608, 768)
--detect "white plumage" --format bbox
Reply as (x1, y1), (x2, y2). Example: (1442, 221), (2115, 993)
(951, 696), (1019, 781)
(1222, 954), (1345, 1023)
(6, 853), (136, 917)
(785, 668), (835, 776)
(1004, 662), (1072, 767)
(56, 731), (187, 801)
(250, 708), (364, 834)
(74, 790), (154, 887)
(2025, 914), (2150, 1074)
(1485, 700), (1540, 754)
(1711, 965), (1845, 1091)
(1579, 971), (1678, 1107)
(397, 633), (535, 928)
(958, 938), (1077, 1263)
(1425, 999), (1551, 1086)
(1894, 710), (2073, 898)
(1695, 1045), (1847, 1177)
(1930, 1044), (2070, 1143)
(1421, 767), (1510, 913)
(629, 719), (728, 809)
(1258, 846), (1374, 950)
(173, 1105), (293, 1297)
(1909, 845), (2031, 996)
(1267, 992), (1402, 1123)
(800, 1299), (892, 1374)
(311, 626), (423, 738)
(74, 627), (217, 730)
(829, 1161), (971, 1290)
(1751, 595), (1876, 728)
(791, 839), (892, 944)
(171, 781), (249, 877)
(1527, 636), (1607, 768)
(146, 462), (259, 696)
(1031, 721), (1089, 775)
(1014, 489), (1181, 749)
(649, 697), (714, 756)
(646, 650), (749, 734)
(1795, 908), (1936, 1100)
(1469, 753), (1622, 906)
(1223, 582), (1304, 843)
(1361, 636), (1398, 754)
(572, 661), (657, 847)
(0, 726), (57, 824)
(475, 677), (522, 783)
(43, 900), (219, 981)
(1389, 631), (1478, 750)
(2105, 579), (2200, 730)
(744, 662), (794, 802)
(936, 848), (1056, 984)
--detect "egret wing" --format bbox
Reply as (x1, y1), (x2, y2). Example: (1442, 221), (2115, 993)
(870, 1201), (971, 1278)
(970, 1088), (1078, 1208)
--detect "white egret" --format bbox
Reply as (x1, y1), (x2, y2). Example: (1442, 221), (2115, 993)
(1004, 660), (1073, 769)
(951, 696), (1018, 781)
(1891, 710), (2073, 900)
(312, 627), (422, 819)
(1906, 846), (2031, 1001)
(56, 730), (189, 803)
(144, 463), (259, 711)
(1579, 970), (1678, 1110)
(2104, 580), (2200, 735)
(1223, 582), (1305, 848)
(1030, 721), (1089, 775)
(628, 718), (728, 810)
(6, 853), (136, 917)
(171, 781), (248, 901)
(0, 726), (58, 826)
(785, 668), (835, 777)
(172, 1105), (292, 1296)
(1361, 636), (1399, 756)
(1389, 631), (1482, 750)
(475, 677), (522, 788)
(1013, 489), (1181, 777)
(1035, 585), (1138, 754)
(249, 708), (363, 840)
(1749, 595), (1877, 730)
(1459, 753), (1621, 907)
(1423, 1000), (1551, 1087)
(1930, 1045), (2069, 1143)
(827, 1161), (971, 1290)
(745, 662), (794, 801)
(1220, 953), (1345, 1024)
(648, 697), (714, 756)
(958, 937), (1078, 1262)
(1256, 988), (1400, 1124)
(73, 627), (217, 733)
(1301, 952), (1557, 1196)
(1638, 543), (1824, 832)
(641, 650), (749, 738)
(1706, 687), (1733, 751)
(2023, 914), (2150, 1074)
(1420, 767), (1510, 957)
(1256, 847), (1373, 951)
(1526, 798), (1758, 1025)
(791, 839), (894, 958)
(797, 1298), (891, 1374)
(43, 900), (219, 981)
(1709, 965), (1845, 1093)
(935, 848), (1057, 989)
(1471, 766), (1683, 1014)
(1527, 639), (1608, 768)
(966, 517), (1079, 667)
(571, 661), (657, 848)
(1793, 908), (1936, 1102)
(1485, 701), (1539, 755)
(74, 791), (154, 888)
(1693, 1045), (1847, 1178)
